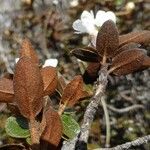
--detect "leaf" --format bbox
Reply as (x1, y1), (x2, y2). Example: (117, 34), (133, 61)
(0, 78), (14, 103)
(19, 38), (39, 64)
(41, 66), (58, 96)
(114, 42), (141, 56)
(13, 57), (44, 119)
(61, 114), (80, 139)
(5, 116), (30, 138)
(142, 56), (150, 68)
(57, 75), (67, 95)
(61, 75), (84, 107)
(41, 107), (62, 148)
(83, 63), (101, 84)
(70, 47), (100, 62)
(137, 56), (150, 71)
(96, 20), (119, 58)
(111, 48), (146, 76)
(26, 137), (32, 145)
(119, 30), (150, 46)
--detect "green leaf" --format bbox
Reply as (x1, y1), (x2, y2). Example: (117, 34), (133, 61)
(61, 114), (80, 139)
(26, 137), (31, 145)
(5, 116), (30, 138)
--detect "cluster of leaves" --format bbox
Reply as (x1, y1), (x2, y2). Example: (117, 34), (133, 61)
(0, 39), (88, 150)
(71, 20), (150, 84)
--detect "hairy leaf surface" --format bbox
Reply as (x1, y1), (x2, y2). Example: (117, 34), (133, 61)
(111, 49), (146, 75)
(14, 57), (43, 119)
(61, 75), (84, 107)
(19, 39), (39, 64)
(96, 20), (119, 58)
(41, 107), (62, 147)
(41, 66), (58, 96)
(119, 30), (150, 46)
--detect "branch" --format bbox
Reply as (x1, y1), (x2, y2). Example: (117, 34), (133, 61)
(61, 65), (108, 150)
(94, 134), (150, 150)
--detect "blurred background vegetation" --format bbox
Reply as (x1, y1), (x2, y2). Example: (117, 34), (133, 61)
(0, 0), (149, 149)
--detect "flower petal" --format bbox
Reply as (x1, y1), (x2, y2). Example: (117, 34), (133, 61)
(105, 11), (116, 23)
(82, 21), (97, 35)
(80, 10), (96, 34)
(43, 59), (58, 67)
(72, 19), (87, 33)
(95, 10), (106, 26)
(95, 11), (116, 27)
(81, 10), (94, 21)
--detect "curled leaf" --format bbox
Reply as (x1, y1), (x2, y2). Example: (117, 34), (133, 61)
(41, 107), (62, 149)
(119, 30), (150, 46)
(70, 47), (100, 62)
(83, 63), (101, 84)
(61, 75), (84, 107)
(110, 48), (146, 76)
(13, 57), (44, 119)
(19, 38), (39, 64)
(41, 66), (58, 96)
(96, 20), (119, 58)
(0, 78), (14, 103)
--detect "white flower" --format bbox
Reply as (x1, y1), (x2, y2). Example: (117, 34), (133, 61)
(43, 58), (58, 68)
(72, 10), (116, 35)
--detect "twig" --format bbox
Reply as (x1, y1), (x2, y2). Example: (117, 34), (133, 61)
(94, 134), (150, 150)
(101, 97), (110, 147)
(61, 65), (108, 150)
(119, 90), (133, 103)
(107, 104), (144, 114)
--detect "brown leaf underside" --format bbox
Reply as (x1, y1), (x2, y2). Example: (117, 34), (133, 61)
(57, 76), (67, 95)
(19, 38), (39, 64)
(13, 57), (43, 119)
(111, 49), (146, 75)
(114, 42), (141, 56)
(119, 30), (150, 46)
(61, 75), (84, 107)
(41, 66), (58, 96)
(41, 107), (62, 148)
(96, 20), (119, 58)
